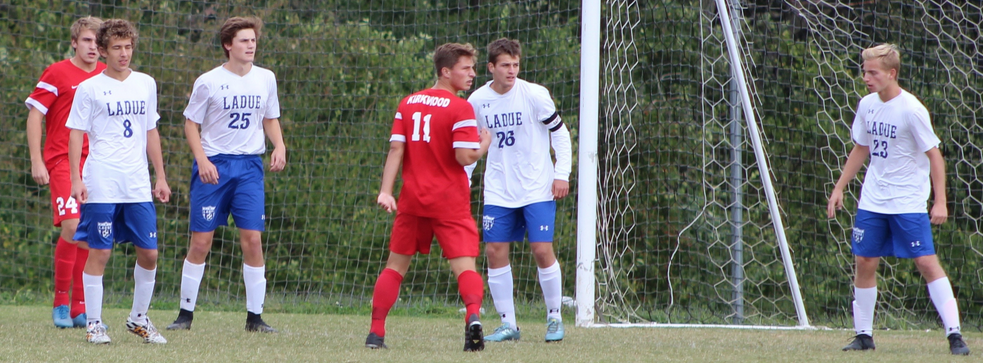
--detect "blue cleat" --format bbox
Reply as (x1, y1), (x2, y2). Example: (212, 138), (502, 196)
(53, 305), (72, 328)
(484, 323), (521, 342)
(545, 317), (564, 342)
(72, 313), (87, 328)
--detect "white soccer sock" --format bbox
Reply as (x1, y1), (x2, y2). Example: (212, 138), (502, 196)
(539, 262), (563, 321)
(130, 264), (157, 325)
(853, 286), (877, 336)
(179, 259), (206, 312)
(927, 277), (961, 336)
(83, 273), (104, 325)
(243, 264), (267, 315)
(487, 265), (517, 328)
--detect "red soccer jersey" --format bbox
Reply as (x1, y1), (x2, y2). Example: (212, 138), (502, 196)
(25, 59), (106, 168)
(390, 88), (481, 218)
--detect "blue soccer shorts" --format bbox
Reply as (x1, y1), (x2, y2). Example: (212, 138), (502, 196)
(74, 202), (158, 250)
(482, 201), (556, 243)
(851, 209), (935, 259)
(190, 154), (266, 232)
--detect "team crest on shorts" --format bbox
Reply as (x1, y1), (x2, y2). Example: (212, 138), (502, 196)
(97, 221), (112, 238)
(852, 227), (865, 244)
(483, 216), (495, 231)
(202, 206), (216, 221)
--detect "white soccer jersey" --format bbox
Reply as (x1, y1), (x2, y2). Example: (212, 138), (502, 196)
(66, 72), (160, 203)
(468, 78), (572, 208)
(183, 65), (281, 156)
(851, 89), (941, 214)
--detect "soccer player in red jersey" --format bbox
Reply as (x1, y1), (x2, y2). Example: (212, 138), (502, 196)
(365, 43), (492, 352)
(25, 16), (107, 329)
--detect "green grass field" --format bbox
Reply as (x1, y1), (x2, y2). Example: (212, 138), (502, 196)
(0, 304), (975, 362)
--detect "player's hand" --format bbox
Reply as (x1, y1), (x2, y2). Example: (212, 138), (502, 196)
(553, 179), (569, 199)
(377, 192), (397, 213)
(930, 202), (948, 225)
(827, 188), (844, 218)
(154, 178), (171, 203)
(270, 146), (286, 172)
(71, 181), (87, 205)
(31, 161), (50, 185)
(479, 129), (492, 148)
(197, 158), (220, 185)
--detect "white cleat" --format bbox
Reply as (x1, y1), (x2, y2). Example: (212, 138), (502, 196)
(126, 316), (167, 344)
(86, 322), (111, 344)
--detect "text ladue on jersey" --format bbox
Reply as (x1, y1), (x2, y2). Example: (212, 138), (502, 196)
(865, 119), (898, 139)
(484, 111), (523, 129)
(223, 95), (263, 110)
(106, 100), (147, 116)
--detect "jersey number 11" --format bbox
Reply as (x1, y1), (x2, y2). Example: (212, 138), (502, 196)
(411, 112), (432, 142)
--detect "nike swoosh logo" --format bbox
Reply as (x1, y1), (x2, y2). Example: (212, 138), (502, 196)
(72, 85), (79, 89)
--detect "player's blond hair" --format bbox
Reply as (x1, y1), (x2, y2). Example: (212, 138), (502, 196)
(862, 43), (901, 78)
(487, 38), (521, 64)
(433, 43), (476, 77)
(70, 16), (102, 43)
(96, 19), (138, 50)
(220, 17), (263, 59)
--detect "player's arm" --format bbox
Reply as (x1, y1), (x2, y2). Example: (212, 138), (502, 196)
(147, 128), (170, 203)
(377, 141), (405, 213)
(26, 107), (49, 185)
(455, 129), (492, 166)
(926, 147), (947, 225)
(68, 129), (87, 204)
(550, 123), (573, 199)
(827, 145), (869, 218)
(184, 119), (220, 184)
(263, 117), (287, 172)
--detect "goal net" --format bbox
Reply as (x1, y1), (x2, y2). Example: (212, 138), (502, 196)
(586, 0), (983, 329)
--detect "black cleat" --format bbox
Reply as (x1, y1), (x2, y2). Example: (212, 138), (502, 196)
(365, 332), (387, 349)
(948, 333), (970, 355)
(842, 334), (875, 351)
(245, 312), (278, 333)
(166, 309), (193, 330)
(463, 314), (484, 352)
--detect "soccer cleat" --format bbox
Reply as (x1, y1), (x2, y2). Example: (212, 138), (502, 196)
(245, 313), (278, 333)
(86, 322), (111, 344)
(72, 313), (87, 328)
(484, 323), (521, 342)
(545, 317), (565, 342)
(365, 332), (387, 349)
(126, 316), (167, 344)
(166, 309), (193, 330)
(948, 333), (970, 355)
(53, 305), (72, 328)
(463, 314), (484, 352)
(842, 334), (875, 351)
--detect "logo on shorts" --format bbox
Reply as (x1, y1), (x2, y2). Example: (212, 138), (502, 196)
(852, 227), (865, 244)
(483, 216), (495, 231)
(97, 221), (112, 238)
(202, 206), (216, 221)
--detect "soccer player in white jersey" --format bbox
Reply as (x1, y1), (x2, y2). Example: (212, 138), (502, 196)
(167, 16), (285, 333)
(466, 38), (573, 343)
(828, 44), (969, 355)
(66, 19), (170, 345)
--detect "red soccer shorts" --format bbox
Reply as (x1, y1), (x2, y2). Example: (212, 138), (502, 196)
(47, 157), (85, 227)
(389, 213), (479, 259)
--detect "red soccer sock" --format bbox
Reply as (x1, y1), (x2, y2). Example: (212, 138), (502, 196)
(70, 247), (89, 317)
(457, 270), (484, 322)
(53, 237), (76, 307)
(370, 268), (403, 337)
